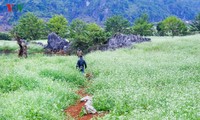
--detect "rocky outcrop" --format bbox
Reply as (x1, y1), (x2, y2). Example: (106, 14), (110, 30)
(88, 33), (151, 52)
(31, 41), (45, 47)
(107, 33), (151, 49)
(44, 33), (70, 52)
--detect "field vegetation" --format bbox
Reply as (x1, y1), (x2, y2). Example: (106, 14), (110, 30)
(0, 34), (200, 119)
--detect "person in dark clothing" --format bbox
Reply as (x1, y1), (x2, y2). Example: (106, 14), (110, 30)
(76, 56), (87, 74)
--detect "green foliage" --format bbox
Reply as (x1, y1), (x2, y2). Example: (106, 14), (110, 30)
(104, 15), (130, 35)
(40, 69), (86, 87)
(191, 13), (200, 32)
(79, 107), (87, 117)
(0, 54), (82, 120)
(0, 40), (44, 54)
(70, 19), (87, 38)
(86, 23), (109, 45)
(85, 34), (200, 119)
(0, 35), (200, 119)
(10, 12), (46, 40)
(0, 41), (18, 53)
(2, 0), (200, 24)
(0, 45), (17, 53)
(132, 14), (153, 36)
(0, 32), (12, 40)
(69, 19), (89, 51)
(47, 15), (69, 38)
(28, 43), (44, 54)
(70, 19), (109, 52)
(157, 16), (188, 36)
(156, 22), (165, 36)
(0, 75), (38, 93)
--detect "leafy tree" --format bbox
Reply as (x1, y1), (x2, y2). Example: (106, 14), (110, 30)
(158, 16), (187, 36)
(86, 23), (109, 45)
(69, 19), (87, 38)
(132, 14), (153, 36)
(156, 22), (165, 36)
(10, 12), (46, 40)
(69, 20), (108, 52)
(69, 19), (89, 51)
(191, 13), (200, 31)
(47, 15), (69, 38)
(104, 15), (130, 35)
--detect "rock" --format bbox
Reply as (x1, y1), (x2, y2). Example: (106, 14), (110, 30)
(44, 32), (70, 52)
(80, 96), (97, 114)
(88, 33), (151, 52)
(107, 33), (151, 49)
(80, 96), (92, 102)
(31, 41), (45, 47)
(85, 101), (97, 114)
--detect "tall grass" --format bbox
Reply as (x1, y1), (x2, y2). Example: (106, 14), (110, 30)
(0, 34), (200, 119)
(0, 55), (86, 120)
(86, 34), (200, 119)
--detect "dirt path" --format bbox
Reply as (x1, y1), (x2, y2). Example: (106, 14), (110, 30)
(65, 86), (106, 120)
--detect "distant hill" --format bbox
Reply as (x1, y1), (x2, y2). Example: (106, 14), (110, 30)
(0, 0), (200, 31)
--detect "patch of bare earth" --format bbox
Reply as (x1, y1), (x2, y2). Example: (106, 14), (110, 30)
(65, 88), (107, 120)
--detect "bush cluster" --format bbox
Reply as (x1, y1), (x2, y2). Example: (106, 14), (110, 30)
(0, 32), (12, 40)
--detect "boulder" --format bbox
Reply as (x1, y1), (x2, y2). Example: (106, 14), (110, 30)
(85, 99), (97, 114)
(107, 33), (151, 49)
(80, 96), (97, 114)
(88, 33), (151, 52)
(80, 96), (92, 102)
(44, 33), (70, 52)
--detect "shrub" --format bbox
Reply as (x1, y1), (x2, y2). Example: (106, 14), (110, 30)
(0, 32), (12, 40)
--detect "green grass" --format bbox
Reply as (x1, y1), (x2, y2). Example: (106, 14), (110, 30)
(0, 40), (18, 52)
(0, 55), (86, 120)
(0, 34), (200, 120)
(0, 40), (44, 54)
(86, 34), (200, 119)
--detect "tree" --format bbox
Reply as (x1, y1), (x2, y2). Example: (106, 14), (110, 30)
(69, 19), (109, 52)
(104, 15), (130, 35)
(158, 16), (187, 36)
(69, 19), (89, 51)
(47, 15), (69, 38)
(191, 13), (200, 31)
(69, 19), (87, 38)
(86, 23), (109, 45)
(156, 22), (165, 36)
(10, 12), (46, 40)
(132, 14), (153, 36)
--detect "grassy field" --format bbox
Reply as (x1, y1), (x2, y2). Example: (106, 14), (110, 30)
(0, 40), (45, 54)
(0, 35), (200, 120)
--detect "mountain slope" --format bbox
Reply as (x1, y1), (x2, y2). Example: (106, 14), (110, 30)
(0, 0), (200, 28)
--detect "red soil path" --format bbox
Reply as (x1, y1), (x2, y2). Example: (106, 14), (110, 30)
(65, 89), (105, 120)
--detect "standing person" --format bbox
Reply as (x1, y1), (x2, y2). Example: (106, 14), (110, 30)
(76, 56), (87, 74)
(77, 48), (83, 57)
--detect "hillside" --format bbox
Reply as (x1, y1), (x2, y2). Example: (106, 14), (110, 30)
(0, 0), (200, 29)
